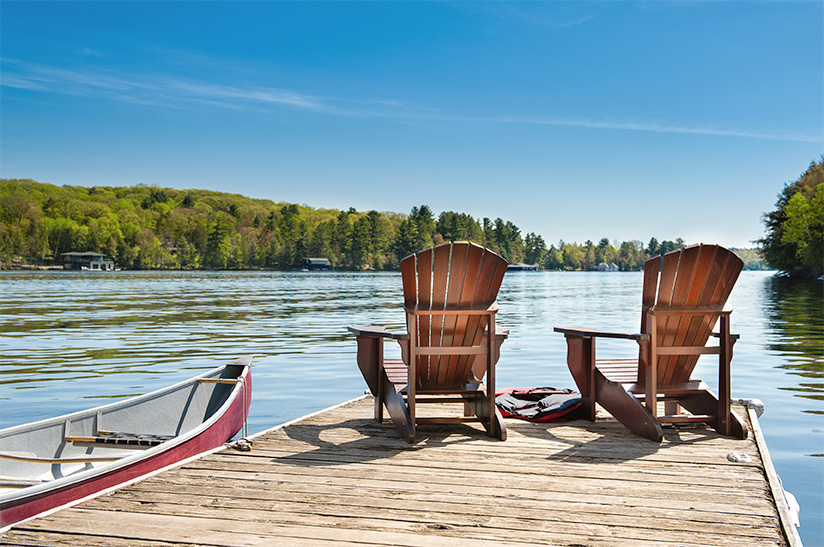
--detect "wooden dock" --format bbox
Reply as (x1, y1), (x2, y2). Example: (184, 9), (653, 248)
(2, 397), (798, 546)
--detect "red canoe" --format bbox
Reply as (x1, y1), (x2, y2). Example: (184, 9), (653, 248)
(0, 356), (252, 532)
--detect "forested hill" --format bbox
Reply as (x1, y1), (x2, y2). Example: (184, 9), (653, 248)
(0, 179), (761, 271)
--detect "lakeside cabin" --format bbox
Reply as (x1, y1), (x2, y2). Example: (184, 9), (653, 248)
(506, 262), (538, 271)
(303, 258), (331, 271)
(61, 252), (115, 271)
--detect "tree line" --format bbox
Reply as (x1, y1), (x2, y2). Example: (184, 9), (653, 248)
(0, 179), (747, 271)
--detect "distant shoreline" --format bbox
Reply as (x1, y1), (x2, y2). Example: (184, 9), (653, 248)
(1, 263), (773, 273)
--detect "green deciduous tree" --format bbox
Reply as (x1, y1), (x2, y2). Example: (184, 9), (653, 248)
(759, 158), (824, 278)
(543, 245), (564, 270)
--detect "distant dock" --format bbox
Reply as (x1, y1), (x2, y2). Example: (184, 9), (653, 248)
(2, 397), (799, 546)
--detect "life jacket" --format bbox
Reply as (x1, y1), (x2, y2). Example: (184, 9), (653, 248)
(495, 387), (581, 422)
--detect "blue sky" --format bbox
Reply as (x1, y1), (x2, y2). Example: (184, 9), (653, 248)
(1, 1), (821, 249)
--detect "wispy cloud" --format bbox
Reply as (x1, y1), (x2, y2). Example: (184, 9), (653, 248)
(169, 81), (321, 110)
(1, 73), (50, 91)
(0, 58), (325, 112)
(1, 58), (817, 143)
(489, 115), (819, 143)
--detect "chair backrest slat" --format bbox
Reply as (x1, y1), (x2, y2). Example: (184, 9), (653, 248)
(401, 255), (417, 307)
(401, 241), (507, 390)
(639, 255), (660, 341)
(406, 247), (429, 377)
(448, 243), (485, 385)
(675, 245), (730, 383)
(429, 243), (451, 385)
(658, 245), (700, 384)
(462, 246), (508, 384)
(650, 248), (687, 381)
(437, 243), (469, 385)
(639, 244), (743, 386)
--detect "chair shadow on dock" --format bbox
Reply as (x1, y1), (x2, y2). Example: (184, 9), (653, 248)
(272, 415), (502, 467)
(272, 396), (743, 469)
(505, 414), (745, 464)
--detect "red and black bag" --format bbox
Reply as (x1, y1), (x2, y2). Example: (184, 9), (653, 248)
(495, 387), (581, 422)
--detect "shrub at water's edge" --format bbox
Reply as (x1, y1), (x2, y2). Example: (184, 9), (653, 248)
(758, 158), (824, 279)
(0, 178), (761, 272)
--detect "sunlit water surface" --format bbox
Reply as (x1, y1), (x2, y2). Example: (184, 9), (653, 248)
(1, 270), (821, 542)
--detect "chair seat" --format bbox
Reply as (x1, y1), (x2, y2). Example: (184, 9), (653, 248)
(383, 358), (408, 387)
(626, 380), (710, 396)
(596, 359), (638, 383)
(598, 361), (709, 395)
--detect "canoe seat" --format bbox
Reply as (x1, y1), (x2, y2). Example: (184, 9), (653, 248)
(66, 431), (175, 447)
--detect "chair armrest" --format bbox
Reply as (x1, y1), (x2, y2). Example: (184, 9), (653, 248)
(404, 302), (499, 316)
(348, 325), (505, 341)
(347, 325), (410, 340)
(711, 332), (740, 342)
(347, 325), (394, 338)
(554, 326), (650, 342)
(645, 304), (729, 316)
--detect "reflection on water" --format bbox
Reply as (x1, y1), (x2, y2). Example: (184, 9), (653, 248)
(763, 277), (824, 410)
(0, 270), (822, 544)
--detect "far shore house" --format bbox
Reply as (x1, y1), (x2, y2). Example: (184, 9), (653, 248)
(61, 251), (115, 271)
(506, 263), (538, 271)
(596, 262), (620, 272)
(303, 258), (332, 271)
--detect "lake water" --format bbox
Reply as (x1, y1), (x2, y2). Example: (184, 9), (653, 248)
(0, 270), (821, 543)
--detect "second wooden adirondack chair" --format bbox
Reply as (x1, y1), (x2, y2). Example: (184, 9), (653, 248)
(555, 244), (748, 442)
(348, 241), (509, 443)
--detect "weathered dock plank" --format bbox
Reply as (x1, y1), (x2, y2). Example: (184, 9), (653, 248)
(1, 397), (791, 546)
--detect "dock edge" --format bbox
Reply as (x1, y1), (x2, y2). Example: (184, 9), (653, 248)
(746, 402), (804, 547)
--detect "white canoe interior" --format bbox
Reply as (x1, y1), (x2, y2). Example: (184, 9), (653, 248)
(0, 359), (249, 490)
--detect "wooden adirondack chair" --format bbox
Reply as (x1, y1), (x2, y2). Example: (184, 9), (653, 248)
(555, 244), (748, 442)
(348, 241), (509, 443)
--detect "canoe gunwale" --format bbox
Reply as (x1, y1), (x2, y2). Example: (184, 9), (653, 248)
(0, 356), (252, 532)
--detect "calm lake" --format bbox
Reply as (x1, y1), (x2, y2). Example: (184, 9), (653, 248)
(0, 270), (821, 542)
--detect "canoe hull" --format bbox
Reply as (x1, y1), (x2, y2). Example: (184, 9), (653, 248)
(0, 357), (252, 532)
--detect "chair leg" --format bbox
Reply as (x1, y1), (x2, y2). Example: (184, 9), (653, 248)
(564, 336), (597, 422)
(355, 335), (382, 396)
(374, 395), (384, 423)
(664, 402), (680, 416)
(355, 334), (415, 441)
(381, 374), (414, 443)
(679, 390), (748, 440)
(491, 408), (507, 440)
(594, 368), (663, 442)
(463, 401), (472, 417)
(465, 394), (507, 441)
(564, 335), (662, 441)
